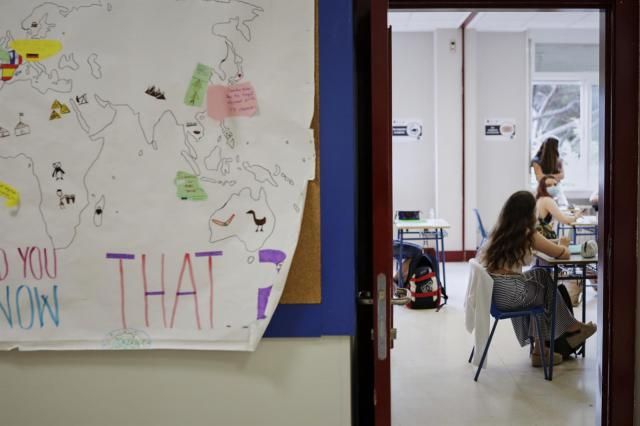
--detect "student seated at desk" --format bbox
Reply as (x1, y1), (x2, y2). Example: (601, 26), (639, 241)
(479, 191), (596, 367)
(535, 175), (582, 239)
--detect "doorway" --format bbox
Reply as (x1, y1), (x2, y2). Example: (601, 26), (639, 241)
(354, 1), (638, 425)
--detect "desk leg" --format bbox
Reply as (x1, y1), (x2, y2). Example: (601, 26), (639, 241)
(548, 266), (558, 381)
(397, 230), (404, 287)
(440, 229), (447, 298)
(432, 231), (440, 279)
(581, 265), (587, 357)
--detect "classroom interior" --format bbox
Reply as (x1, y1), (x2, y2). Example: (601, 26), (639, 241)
(389, 10), (601, 425)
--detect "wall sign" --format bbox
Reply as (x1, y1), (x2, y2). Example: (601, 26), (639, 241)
(484, 118), (516, 141)
(392, 119), (423, 142)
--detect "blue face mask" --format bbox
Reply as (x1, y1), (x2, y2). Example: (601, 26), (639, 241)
(547, 186), (559, 197)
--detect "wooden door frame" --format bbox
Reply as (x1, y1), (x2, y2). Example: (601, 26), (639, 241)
(355, 0), (638, 425)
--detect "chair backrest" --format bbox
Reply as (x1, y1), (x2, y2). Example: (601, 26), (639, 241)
(472, 209), (488, 249)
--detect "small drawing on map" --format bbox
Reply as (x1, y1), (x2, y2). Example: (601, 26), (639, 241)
(211, 213), (235, 227)
(0, 127), (9, 138)
(75, 93), (88, 105)
(50, 100), (70, 120)
(185, 121), (203, 140)
(51, 162), (65, 180)
(174, 171), (207, 201)
(56, 189), (75, 209)
(15, 113), (30, 136)
(258, 249), (286, 272)
(102, 329), (151, 350)
(209, 187), (275, 252)
(1, 50), (23, 82)
(93, 195), (105, 227)
(9, 39), (62, 62)
(257, 285), (273, 320)
(246, 210), (266, 232)
(145, 85), (166, 100)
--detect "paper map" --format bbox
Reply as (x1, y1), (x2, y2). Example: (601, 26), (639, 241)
(0, 0), (315, 350)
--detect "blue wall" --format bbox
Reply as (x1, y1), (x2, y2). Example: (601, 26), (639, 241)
(265, 1), (356, 337)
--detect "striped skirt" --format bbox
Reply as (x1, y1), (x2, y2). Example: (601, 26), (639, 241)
(491, 268), (578, 347)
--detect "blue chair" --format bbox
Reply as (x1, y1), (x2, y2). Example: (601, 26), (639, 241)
(468, 302), (549, 381)
(473, 208), (488, 249)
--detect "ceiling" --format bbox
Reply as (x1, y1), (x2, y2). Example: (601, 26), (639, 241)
(388, 12), (599, 32)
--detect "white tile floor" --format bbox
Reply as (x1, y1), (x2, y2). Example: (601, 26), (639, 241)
(391, 262), (598, 426)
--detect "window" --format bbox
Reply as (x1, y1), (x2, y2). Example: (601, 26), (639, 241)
(530, 79), (599, 190)
(530, 43), (600, 191)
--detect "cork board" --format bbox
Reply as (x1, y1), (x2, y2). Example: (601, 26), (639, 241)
(280, 1), (321, 304)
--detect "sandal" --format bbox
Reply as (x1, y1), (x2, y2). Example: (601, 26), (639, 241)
(566, 322), (597, 349)
(531, 349), (563, 367)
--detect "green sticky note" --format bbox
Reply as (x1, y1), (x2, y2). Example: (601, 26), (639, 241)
(184, 63), (213, 107)
(0, 48), (10, 63)
(174, 171), (208, 201)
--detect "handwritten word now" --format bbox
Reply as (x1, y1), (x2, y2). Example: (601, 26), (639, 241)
(0, 247), (58, 281)
(0, 284), (60, 329)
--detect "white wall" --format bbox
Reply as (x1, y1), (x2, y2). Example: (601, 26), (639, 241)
(0, 336), (351, 426)
(464, 30), (530, 243)
(392, 32), (436, 222)
(392, 29), (529, 252)
(433, 29), (463, 252)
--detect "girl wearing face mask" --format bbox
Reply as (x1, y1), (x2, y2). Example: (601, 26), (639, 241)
(535, 175), (582, 239)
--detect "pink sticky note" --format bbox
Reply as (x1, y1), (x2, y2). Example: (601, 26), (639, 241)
(207, 82), (257, 121)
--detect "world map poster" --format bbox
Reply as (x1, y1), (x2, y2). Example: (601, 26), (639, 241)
(0, 0), (315, 350)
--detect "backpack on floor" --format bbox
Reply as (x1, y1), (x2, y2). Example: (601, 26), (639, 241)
(393, 241), (447, 309)
(406, 252), (446, 309)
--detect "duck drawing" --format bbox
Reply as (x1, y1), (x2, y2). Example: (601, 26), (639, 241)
(246, 210), (266, 232)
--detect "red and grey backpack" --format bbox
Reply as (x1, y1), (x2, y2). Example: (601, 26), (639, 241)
(408, 256), (443, 309)
(393, 241), (446, 310)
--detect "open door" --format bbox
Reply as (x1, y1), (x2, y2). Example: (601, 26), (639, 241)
(354, 0), (394, 424)
(370, 1), (393, 424)
(356, 1), (638, 425)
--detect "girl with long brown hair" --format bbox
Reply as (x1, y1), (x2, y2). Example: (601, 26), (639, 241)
(479, 191), (596, 366)
(531, 137), (564, 182)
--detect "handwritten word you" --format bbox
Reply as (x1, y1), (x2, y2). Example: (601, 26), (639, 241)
(0, 247), (58, 281)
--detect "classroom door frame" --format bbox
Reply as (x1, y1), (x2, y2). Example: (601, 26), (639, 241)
(354, 0), (638, 425)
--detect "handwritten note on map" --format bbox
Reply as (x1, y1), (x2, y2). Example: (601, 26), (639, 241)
(0, 181), (19, 207)
(184, 63), (213, 107)
(207, 82), (258, 121)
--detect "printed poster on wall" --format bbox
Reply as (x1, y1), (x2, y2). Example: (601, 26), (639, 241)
(0, 0), (315, 351)
(484, 118), (516, 142)
(392, 119), (423, 142)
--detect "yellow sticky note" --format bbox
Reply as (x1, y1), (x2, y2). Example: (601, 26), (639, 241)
(0, 181), (20, 208)
(9, 39), (62, 62)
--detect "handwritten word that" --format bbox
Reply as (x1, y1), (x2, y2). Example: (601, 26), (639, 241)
(106, 249), (286, 330)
